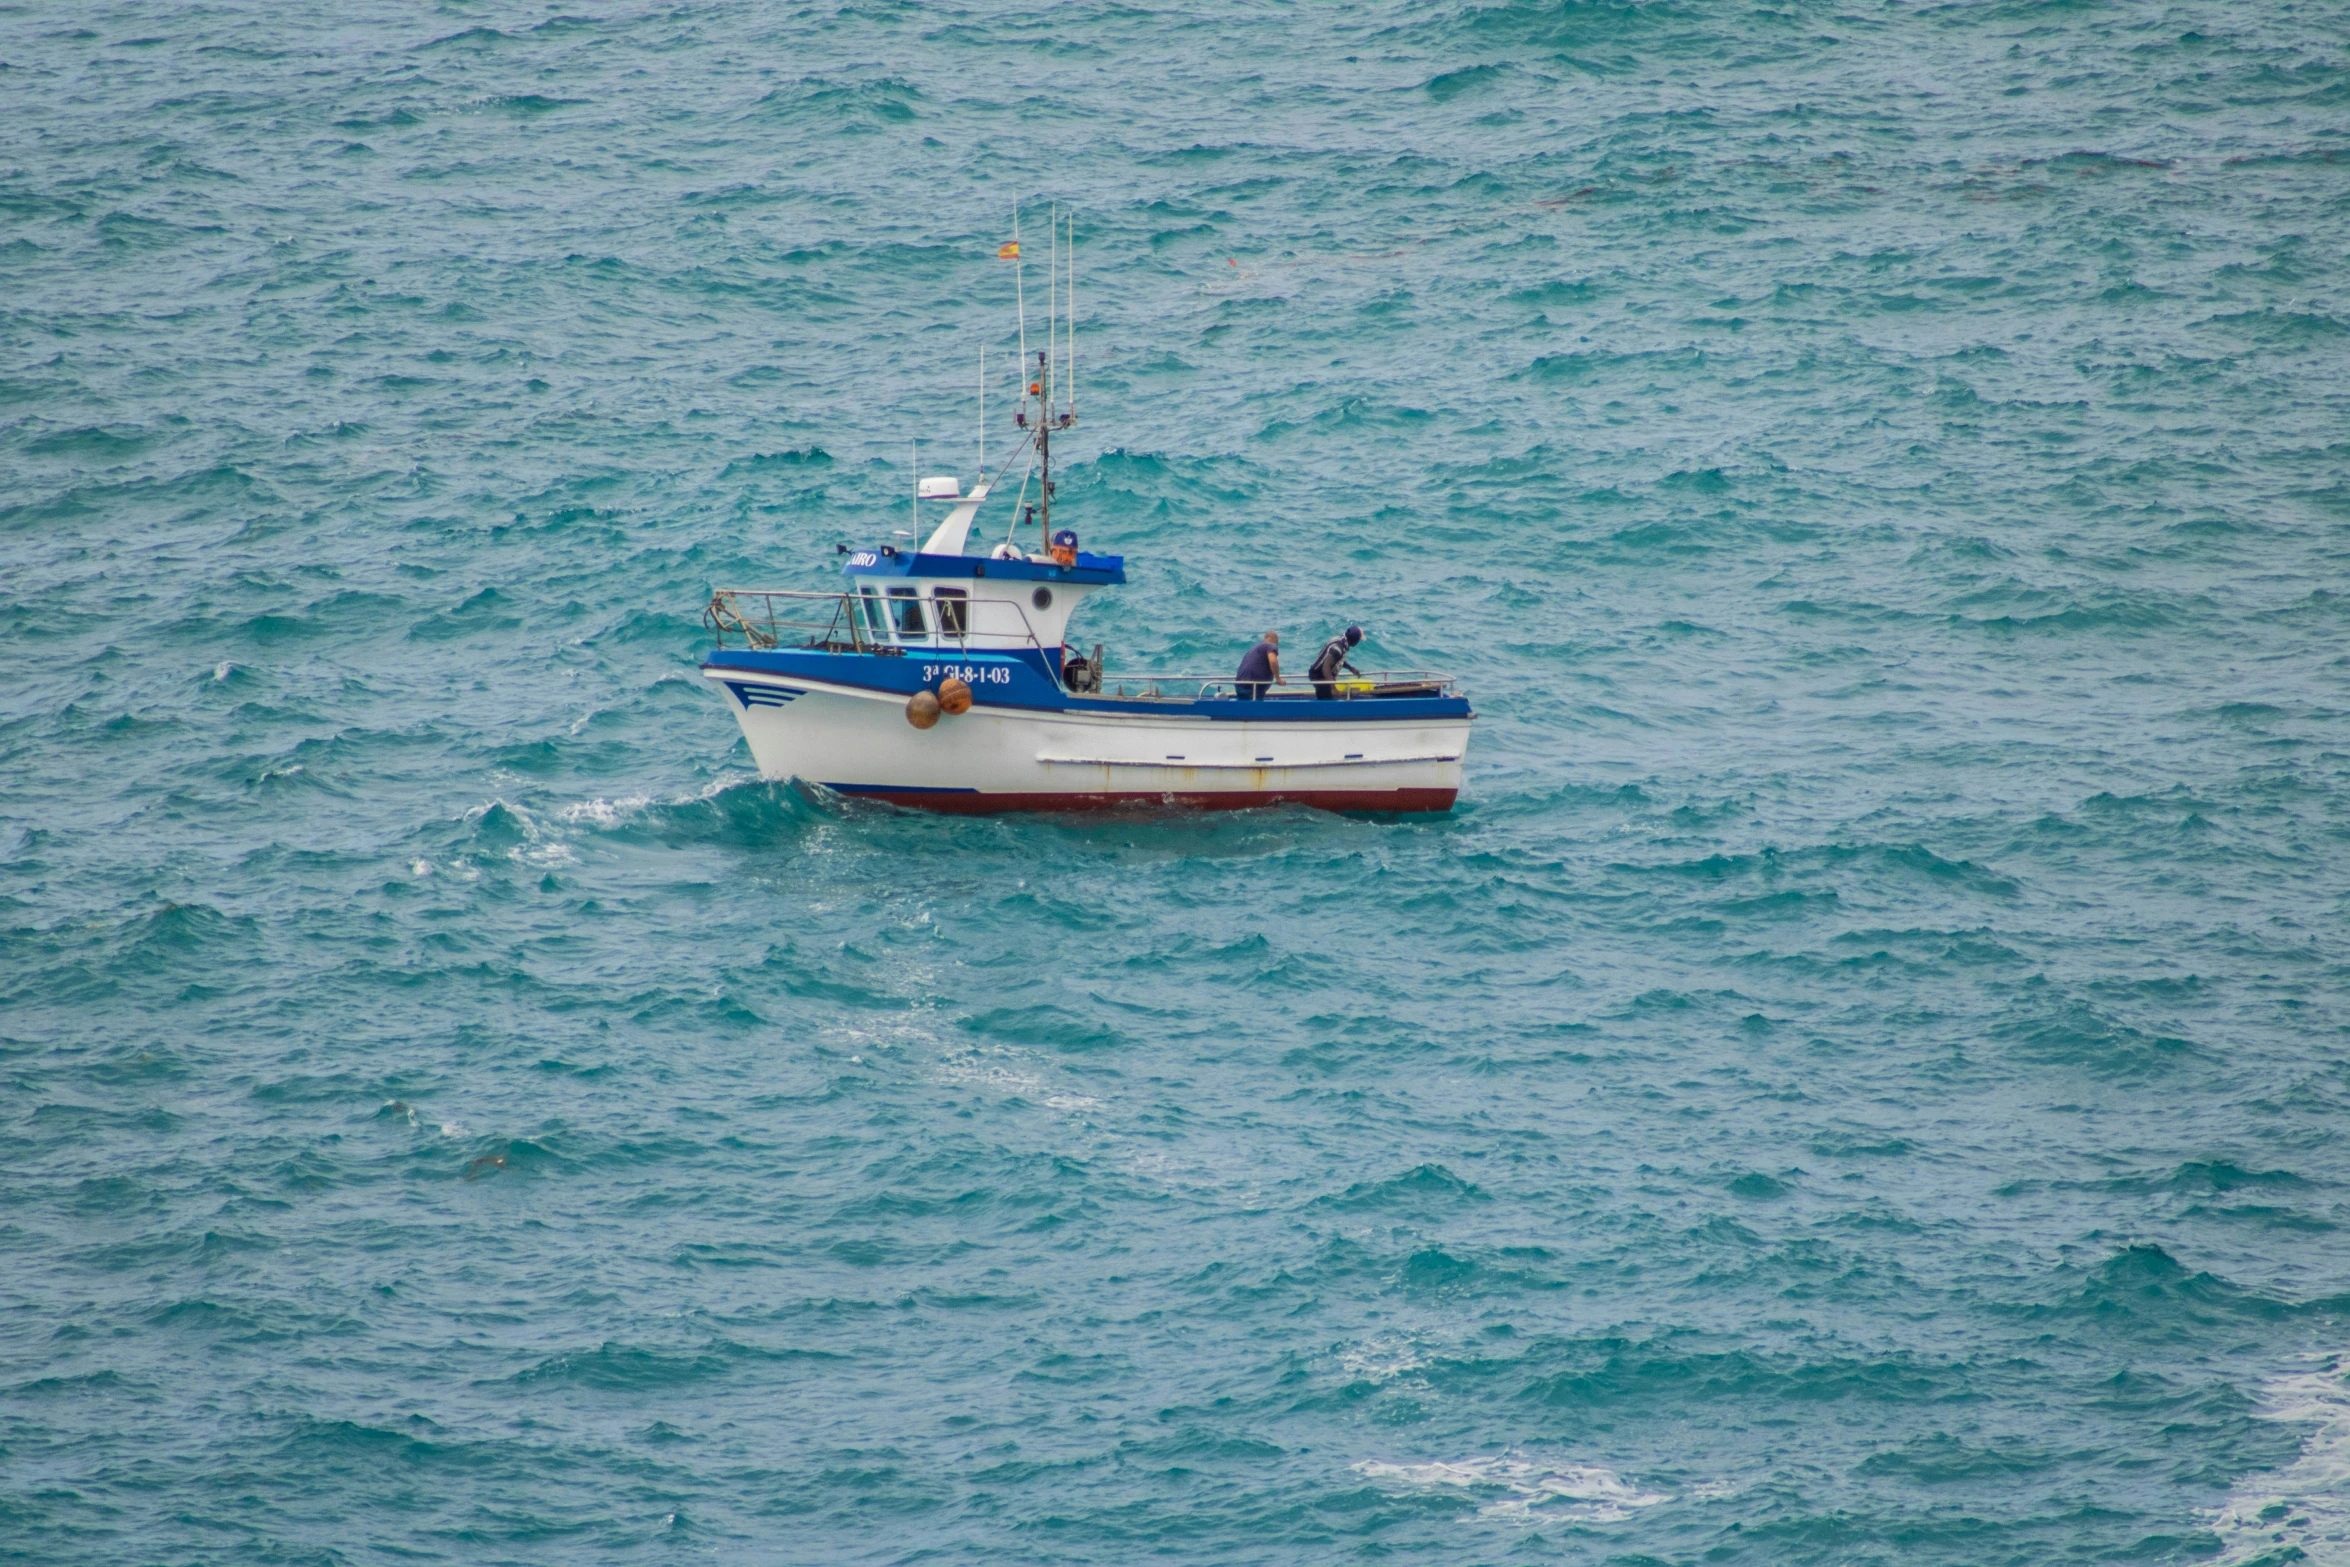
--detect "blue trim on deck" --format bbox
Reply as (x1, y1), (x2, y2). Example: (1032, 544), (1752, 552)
(841, 548), (1124, 586)
(703, 649), (1471, 723)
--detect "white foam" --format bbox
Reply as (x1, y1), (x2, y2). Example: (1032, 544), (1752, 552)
(558, 794), (650, 829)
(410, 859), (432, 877)
(1338, 1334), (1426, 1381)
(213, 661), (233, 681)
(455, 797), (583, 867)
(672, 773), (755, 806)
(1356, 1454), (1670, 1524)
(2205, 1353), (2350, 1563)
(930, 1044), (1102, 1114)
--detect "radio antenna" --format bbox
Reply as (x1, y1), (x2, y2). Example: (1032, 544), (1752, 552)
(1047, 203), (1058, 432)
(1066, 208), (1076, 419)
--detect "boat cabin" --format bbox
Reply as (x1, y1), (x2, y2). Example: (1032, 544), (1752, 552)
(836, 478), (1124, 656)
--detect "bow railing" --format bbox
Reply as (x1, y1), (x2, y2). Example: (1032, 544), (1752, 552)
(705, 587), (1056, 653)
(1093, 670), (1459, 702)
(704, 589), (868, 652)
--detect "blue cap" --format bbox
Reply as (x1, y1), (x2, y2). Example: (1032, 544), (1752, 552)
(1345, 625), (1362, 644)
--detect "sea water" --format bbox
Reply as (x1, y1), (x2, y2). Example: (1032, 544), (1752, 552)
(5, 3), (2350, 1562)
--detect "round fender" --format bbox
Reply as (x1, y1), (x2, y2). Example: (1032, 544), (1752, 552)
(937, 677), (972, 716)
(905, 690), (942, 730)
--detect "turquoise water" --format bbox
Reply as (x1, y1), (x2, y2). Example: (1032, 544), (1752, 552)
(6, 2), (2350, 1561)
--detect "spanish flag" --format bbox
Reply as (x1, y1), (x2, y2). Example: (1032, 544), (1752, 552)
(996, 241), (1020, 259)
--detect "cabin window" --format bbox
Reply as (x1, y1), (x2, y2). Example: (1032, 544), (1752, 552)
(887, 586), (928, 638)
(855, 586), (888, 645)
(934, 587), (968, 638)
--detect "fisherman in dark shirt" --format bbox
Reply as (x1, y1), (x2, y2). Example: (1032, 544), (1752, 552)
(1310, 625), (1364, 699)
(1234, 631), (1279, 700)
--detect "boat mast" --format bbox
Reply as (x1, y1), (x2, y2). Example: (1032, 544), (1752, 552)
(1005, 202), (1072, 554)
(1040, 207), (1055, 547)
(1036, 345), (1051, 545)
(1066, 207), (1076, 420)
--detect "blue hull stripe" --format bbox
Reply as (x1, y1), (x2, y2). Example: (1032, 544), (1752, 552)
(725, 680), (804, 710)
(704, 655), (1467, 724)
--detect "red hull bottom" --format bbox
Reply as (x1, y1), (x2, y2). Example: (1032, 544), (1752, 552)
(829, 786), (1459, 816)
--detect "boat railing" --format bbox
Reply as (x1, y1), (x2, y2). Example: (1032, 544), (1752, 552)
(1096, 670), (1461, 702)
(705, 589), (867, 652)
(704, 587), (1053, 655)
(704, 590), (1458, 699)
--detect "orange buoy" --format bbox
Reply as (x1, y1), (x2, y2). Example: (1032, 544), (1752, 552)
(905, 690), (941, 729)
(937, 676), (972, 715)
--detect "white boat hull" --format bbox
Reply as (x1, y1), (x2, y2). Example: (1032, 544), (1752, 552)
(707, 669), (1467, 813)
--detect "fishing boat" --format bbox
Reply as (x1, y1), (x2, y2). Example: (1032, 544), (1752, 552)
(699, 216), (1472, 814)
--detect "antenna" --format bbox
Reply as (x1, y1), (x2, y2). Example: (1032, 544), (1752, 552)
(1047, 203), (1057, 431)
(1013, 204), (1026, 374)
(978, 340), (985, 474)
(1067, 208), (1076, 419)
(911, 439), (918, 537)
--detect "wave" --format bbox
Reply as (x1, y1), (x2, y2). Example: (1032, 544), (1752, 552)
(417, 25), (513, 49)
(1356, 1453), (1670, 1523)
(741, 76), (923, 131)
(514, 1341), (742, 1390)
(1946, 594), (2188, 635)
(1382, 0), (1670, 53)
(0, 462), (276, 531)
(2017, 1244), (2296, 1333)
(1616, 841), (2019, 899)
(1524, 1343), (1958, 1409)
(1994, 996), (2200, 1080)
(476, 94), (587, 116)
(1316, 1162), (1489, 1211)
(961, 1003), (1126, 1054)
(718, 445), (833, 478)
(19, 425), (155, 460)
(407, 585), (524, 642)
(2199, 307), (2350, 343)
(610, 778), (826, 848)
(2206, 1354), (2350, 1564)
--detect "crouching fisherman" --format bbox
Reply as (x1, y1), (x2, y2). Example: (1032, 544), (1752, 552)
(1235, 630), (1280, 700)
(1310, 625), (1364, 699)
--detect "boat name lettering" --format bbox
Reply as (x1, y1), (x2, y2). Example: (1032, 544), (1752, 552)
(847, 551), (879, 567)
(924, 664), (1011, 685)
